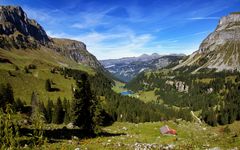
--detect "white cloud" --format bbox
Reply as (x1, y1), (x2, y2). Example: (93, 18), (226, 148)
(70, 7), (116, 30)
(186, 17), (219, 20)
(71, 14), (106, 29)
(25, 1), (228, 60)
(78, 32), (153, 60)
(46, 28), (153, 60)
(23, 6), (58, 24)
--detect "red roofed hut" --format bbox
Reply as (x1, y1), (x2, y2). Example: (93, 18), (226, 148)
(160, 125), (177, 135)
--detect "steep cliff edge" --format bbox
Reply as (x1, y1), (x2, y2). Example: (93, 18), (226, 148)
(174, 13), (240, 72)
(0, 5), (103, 69)
(0, 6), (50, 48)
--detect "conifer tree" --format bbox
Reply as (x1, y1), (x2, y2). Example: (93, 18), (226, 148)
(53, 97), (64, 124)
(14, 98), (24, 112)
(45, 79), (51, 92)
(0, 83), (14, 110)
(71, 74), (100, 133)
(46, 99), (53, 123)
(39, 101), (47, 122)
(63, 98), (71, 124)
(31, 91), (39, 108)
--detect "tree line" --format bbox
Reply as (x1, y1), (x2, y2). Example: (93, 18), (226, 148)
(126, 69), (240, 126)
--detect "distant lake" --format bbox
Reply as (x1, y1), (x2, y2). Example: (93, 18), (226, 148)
(121, 91), (133, 96)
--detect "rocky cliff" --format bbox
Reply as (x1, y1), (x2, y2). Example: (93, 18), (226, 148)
(51, 38), (102, 68)
(0, 6), (50, 48)
(174, 13), (240, 72)
(0, 5), (103, 69)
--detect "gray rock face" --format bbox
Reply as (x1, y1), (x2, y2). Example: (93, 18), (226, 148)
(0, 6), (50, 46)
(51, 38), (103, 69)
(0, 5), (105, 70)
(199, 13), (240, 53)
(174, 13), (240, 72)
(166, 80), (189, 93)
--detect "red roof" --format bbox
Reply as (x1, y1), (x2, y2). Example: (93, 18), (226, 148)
(166, 129), (176, 135)
(160, 125), (177, 135)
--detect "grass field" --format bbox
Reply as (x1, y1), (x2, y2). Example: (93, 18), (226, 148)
(112, 81), (126, 93)
(29, 121), (240, 150)
(135, 90), (159, 103)
(0, 68), (76, 104)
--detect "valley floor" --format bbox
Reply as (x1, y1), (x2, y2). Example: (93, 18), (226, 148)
(32, 121), (240, 150)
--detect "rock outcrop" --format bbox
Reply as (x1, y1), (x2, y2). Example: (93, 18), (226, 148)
(199, 13), (240, 53)
(166, 80), (189, 93)
(0, 5), (104, 69)
(0, 6), (50, 48)
(52, 38), (102, 68)
(174, 13), (240, 72)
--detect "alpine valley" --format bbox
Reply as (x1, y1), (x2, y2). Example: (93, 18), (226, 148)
(0, 4), (240, 150)
(126, 12), (240, 127)
(100, 53), (185, 82)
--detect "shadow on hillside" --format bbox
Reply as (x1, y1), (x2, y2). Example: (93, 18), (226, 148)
(20, 127), (125, 142)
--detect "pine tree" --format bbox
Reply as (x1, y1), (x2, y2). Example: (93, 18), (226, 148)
(46, 99), (53, 123)
(71, 74), (100, 133)
(24, 66), (30, 73)
(31, 91), (40, 120)
(39, 101), (47, 122)
(53, 97), (64, 124)
(45, 79), (51, 92)
(4, 83), (14, 105)
(31, 91), (39, 108)
(63, 98), (71, 124)
(0, 83), (14, 110)
(14, 98), (24, 112)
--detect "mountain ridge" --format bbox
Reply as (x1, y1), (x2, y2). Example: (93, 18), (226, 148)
(0, 5), (103, 70)
(174, 13), (240, 72)
(101, 53), (185, 82)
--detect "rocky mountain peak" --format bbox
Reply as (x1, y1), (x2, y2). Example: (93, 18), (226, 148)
(0, 6), (26, 22)
(0, 5), (50, 48)
(151, 53), (160, 57)
(139, 54), (149, 58)
(219, 13), (240, 27)
(199, 13), (240, 53)
(174, 13), (240, 72)
(0, 5), (105, 70)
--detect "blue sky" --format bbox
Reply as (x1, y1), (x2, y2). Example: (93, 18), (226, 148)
(1, 0), (240, 59)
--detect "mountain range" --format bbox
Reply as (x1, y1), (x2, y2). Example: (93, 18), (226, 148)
(100, 53), (185, 82)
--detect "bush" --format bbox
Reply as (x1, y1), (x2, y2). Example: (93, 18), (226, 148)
(0, 105), (20, 149)
(24, 66), (30, 73)
(28, 64), (37, 69)
(45, 79), (51, 92)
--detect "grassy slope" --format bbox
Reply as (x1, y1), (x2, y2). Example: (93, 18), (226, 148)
(112, 81), (159, 103)
(112, 81), (126, 93)
(31, 121), (240, 150)
(0, 48), (94, 103)
(135, 90), (159, 103)
(0, 69), (75, 104)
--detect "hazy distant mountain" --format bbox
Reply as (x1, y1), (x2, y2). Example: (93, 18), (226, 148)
(101, 54), (185, 82)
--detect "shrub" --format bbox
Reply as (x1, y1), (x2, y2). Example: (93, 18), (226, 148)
(0, 105), (20, 149)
